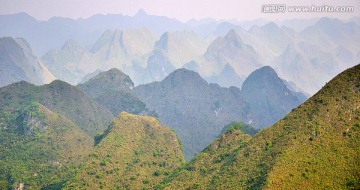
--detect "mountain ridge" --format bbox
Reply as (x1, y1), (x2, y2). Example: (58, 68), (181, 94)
(162, 64), (360, 189)
(64, 112), (184, 189)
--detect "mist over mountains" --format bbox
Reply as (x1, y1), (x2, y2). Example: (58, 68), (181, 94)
(1, 11), (359, 95)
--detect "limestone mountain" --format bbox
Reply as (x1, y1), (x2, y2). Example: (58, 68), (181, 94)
(134, 68), (249, 159)
(201, 29), (262, 86)
(140, 51), (176, 84)
(140, 31), (209, 84)
(135, 67), (305, 159)
(41, 39), (98, 84)
(63, 112), (184, 190)
(162, 64), (360, 189)
(91, 28), (157, 66)
(151, 31), (208, 69)
(212, 22), (280, 65)
(242, 66), (305, 128)
(0, 37), (55, 88)
(77, 68), (157, 117)
(0, 80), (113, 136)
(206, 63), (243, 88)
(0, 102), (93, 189)
(41, 28), (158, 85)
(89, 28), (159, 85)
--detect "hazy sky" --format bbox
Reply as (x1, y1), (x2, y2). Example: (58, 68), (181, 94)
(0, 0), (359, 21)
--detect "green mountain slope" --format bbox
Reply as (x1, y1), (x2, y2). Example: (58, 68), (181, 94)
(0, 80), (113, 136)
(162, 64), (360, 189)
(0, 102), (93, 189)
(77, 68), (157, 117)
(64, 112), (184, 190)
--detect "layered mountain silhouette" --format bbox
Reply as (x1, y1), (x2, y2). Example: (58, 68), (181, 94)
(274, 18), (360, 94)
(140, 30), (209, 84)
(0, 10), (188, 56)
(41, 28), (158, 85)
(11, 15), (355, 95)
(41, 39), (96, 84)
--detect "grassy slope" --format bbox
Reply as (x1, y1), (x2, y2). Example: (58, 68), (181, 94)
(64, 112), (185, 190)
(160, 124), (253, 189)
(0, 103), (93, 189)
(163, 64), (360, 189)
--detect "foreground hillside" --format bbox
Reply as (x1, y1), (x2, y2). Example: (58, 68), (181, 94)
(64, 112), (184, 189)
(0, 103), (93, 189)
(162, 64), (360, 189)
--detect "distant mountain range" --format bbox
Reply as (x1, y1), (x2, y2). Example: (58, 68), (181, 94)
(1, 12), (359, 95)
(0, 11), (321, 56)
(0, 10), (188, 56)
